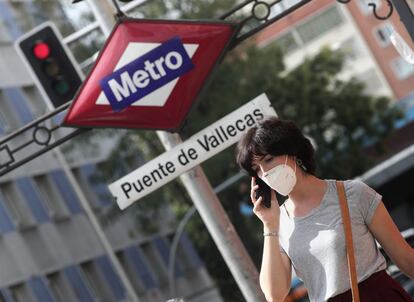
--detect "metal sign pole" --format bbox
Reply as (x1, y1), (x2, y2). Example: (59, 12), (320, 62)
(157, 132), (266, 302)
(85, 0), (266, 300)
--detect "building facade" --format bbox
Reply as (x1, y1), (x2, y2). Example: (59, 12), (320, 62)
(0, 1), (223, 302)
(256, 0), (414, 102)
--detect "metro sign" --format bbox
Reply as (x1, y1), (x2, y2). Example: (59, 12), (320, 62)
(63, 18), (238, 131)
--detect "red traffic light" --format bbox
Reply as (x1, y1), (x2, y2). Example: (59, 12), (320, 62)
(33, 41), (50, 60)
(17, 23), (82, 108)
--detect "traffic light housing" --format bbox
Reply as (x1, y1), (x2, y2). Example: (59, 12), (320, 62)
(15, 22), (82, 109)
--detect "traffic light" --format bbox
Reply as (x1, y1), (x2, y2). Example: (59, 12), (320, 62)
(15, 22), (82, 108)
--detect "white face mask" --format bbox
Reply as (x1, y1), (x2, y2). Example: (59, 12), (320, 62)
(262, 155), (297, 196)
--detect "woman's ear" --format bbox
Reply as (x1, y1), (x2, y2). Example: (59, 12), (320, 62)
(296, 158), (307, 172)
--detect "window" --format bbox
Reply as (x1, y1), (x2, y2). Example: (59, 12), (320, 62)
(34, 175), (70, 220)
(27, 277), (55, 302)
(275, 31), (299, 53)
(0, 95), (17, 134)
(154, 237), (183, 278)
(270, 3), (284, 16)
(15, 177), (49, 224)
(63, 266), (95, 301)
(270, 0), (302, 16)
(21, 87), (47, 118)
(0, 191), (15, 233)
(357, 69), (383, 94)
(0, 110), (10, 134)
(0, 20), (11, 42)
(357, 0), (381, 15)
(23, 0), (96, 36)
(339, 38), (360, 62)
(80, 260), (115, 300)
(178, 232), (204, 270)
(374, 22), (394, 47)
(0, 289), (12, 302)
(296, 6), (343, 44)
(391, 57), (414, 80)
(79, 164), (112, 207)
(95, 256), (126, 300)
(0, 182), (36, 229)
(49, 170), (83, 215)
(46, 272), (76, 302)
(141, 242), (168, 286)
(2, 88), (33, 125)
(121, 246), (158, 291)
(9, 283), (36, 302)
(166, 232), (203, 274)
(282, 0), (302, 8)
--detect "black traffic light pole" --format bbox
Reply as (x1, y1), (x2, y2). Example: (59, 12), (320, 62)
(0, 0), (398, 177)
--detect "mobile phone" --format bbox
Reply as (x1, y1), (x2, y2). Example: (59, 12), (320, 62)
(255, 177), (272, 208)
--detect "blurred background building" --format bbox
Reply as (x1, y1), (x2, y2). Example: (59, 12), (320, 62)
(0, 1), (223, 301)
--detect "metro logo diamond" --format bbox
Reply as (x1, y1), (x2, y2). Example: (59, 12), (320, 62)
(63, 19), (238, 131)
(100, 37), (194, 112)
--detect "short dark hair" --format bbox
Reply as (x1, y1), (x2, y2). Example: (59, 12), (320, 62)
(236, 117), (316, 176)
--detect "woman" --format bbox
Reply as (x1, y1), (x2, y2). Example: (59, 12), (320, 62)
(236, 117), (414, 302)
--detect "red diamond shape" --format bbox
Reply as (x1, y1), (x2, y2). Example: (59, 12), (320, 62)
(63, 18), (238, 131)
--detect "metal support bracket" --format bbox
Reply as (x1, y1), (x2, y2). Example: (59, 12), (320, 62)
(0, 103), (89, 176)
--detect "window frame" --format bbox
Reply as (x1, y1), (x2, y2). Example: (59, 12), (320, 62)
(373, 22), (394, 48)
(9, 283), (36, 302)
(390, 57), (414, 80)
(0, 182), (37, 230)
(33, 174), (70, 221)
(80, 260), (115, 300)
(46, 272), (75, 302)
(295, 5), (344, 45)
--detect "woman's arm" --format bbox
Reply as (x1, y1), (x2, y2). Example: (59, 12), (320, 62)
(260, 232), (292, 302)
(250, 178), (292, 301)
(368, 201), (414, 279)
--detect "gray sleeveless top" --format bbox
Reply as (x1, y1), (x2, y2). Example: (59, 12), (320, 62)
(278, 179), (387, 301)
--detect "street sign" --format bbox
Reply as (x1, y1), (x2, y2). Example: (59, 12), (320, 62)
(109, 93), (277, 210)
(63, 18), (238, 131)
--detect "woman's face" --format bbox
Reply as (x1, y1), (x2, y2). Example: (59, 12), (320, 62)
(251, 154), (293, 178)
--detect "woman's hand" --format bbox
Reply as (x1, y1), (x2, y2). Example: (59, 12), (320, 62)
(251, 177), (280, 231)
